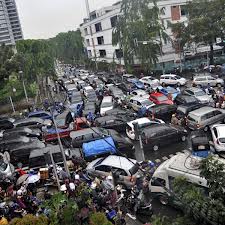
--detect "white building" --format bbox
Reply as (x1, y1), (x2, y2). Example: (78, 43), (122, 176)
(80, 0), (217, 70)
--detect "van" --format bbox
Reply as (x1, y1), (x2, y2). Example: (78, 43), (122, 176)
(186, 106), (225, 130)
(150, 153), (208, 205)
(100, 96), (114, 116)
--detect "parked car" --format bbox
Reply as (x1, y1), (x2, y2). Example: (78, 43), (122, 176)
(126, 118), (164, 140)
(28, 111), (52, 120)
(193, 75), (224, 87)
(159, 86), (180, 100)
(129, 96), (155, 111)
(149, 92), (173, 105)
(107, 77), (122, 86)
(100, 96), (114, 116)
(122, 74), (136, 81)
(210, 124), (225, 152)
(86, 155), (141, 188)
(141, 124), (187, 151)
(127, 78), (145, 89)
(148, 104), (177, 122)
(68, 91), (83, 112)
(0, 117), (15, 130)
(174, 94), (199, 105)
(83, 101), (96, 116)
(176, 103), (205, 120)
(83, 86), (97, 102)
(94, 115), (127, 132)
(183, 87), (213, 104)
(70, 127), (133, 152)
(109, 87), (126, 101)
(139, 76), (160, 89)
(160, 74), (187, 86)
(186, 107), (225, 130)
(14, 118), (52, 129)
(118, 82), (136, 94)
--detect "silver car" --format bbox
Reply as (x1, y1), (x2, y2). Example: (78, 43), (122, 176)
(193, 75), (224, 87)
(186, 106), (225, 130)
(183, 87), (213, 104)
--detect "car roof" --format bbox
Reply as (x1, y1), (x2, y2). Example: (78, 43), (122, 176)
(70, 127), (100, 138)
(189, 106), (217, 116)
(150, 92), (164, 97)
(212, 124), (225, 138)
(130, 96), (150, 101)
(186, 87), (202, 92)
(100, 155), (136, 171)
(84, 86), (93, 90)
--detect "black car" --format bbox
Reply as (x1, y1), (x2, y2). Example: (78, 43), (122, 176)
(174, 94), (199, 105)
(83, 102), (96, 116)
(94, 115), (127, 132)
(141, 124), (187, 151)
(70, 127), (133, 153)
(0, 117), (15, 130)
(117, 82), (136, 94)
(14, 118), (52, 129)
(148, 104), (177, 122)
(176, 102), (205, 119)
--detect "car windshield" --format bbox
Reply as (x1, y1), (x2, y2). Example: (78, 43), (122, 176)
(142, 100), (153, 106)
(175, 75), (181, 79)
(157, 95), (168, 101)
(195, 90), (205, 96)
(102, 102), (113, 107)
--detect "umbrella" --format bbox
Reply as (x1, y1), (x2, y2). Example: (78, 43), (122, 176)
(16, 174), (29, 186)
(26, 174), (40, 184)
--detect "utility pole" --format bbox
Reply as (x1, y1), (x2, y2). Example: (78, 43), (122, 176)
(19, 71), (29, 103)
(85, 0), (90, 18)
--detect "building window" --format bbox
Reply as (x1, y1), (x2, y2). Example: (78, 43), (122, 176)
(86, 39), (90, 46)
(110, 16), (118, 28)
(115, 49), (123, 58)
(99, 50), (106, 58)
(180, 5), (187, 16)
(97, 36), (104, 45)
(95, 22), (102, 32)
(84, 28), (88, 35)
(88, 50), (92, 57)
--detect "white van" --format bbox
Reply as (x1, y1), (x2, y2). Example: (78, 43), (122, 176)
(150, 153), (208, 205)
(100, 96), (114, 116)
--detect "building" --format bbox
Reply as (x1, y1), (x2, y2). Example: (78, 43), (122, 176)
(80, 0), (222, 70)
(0, 0), (23, 46)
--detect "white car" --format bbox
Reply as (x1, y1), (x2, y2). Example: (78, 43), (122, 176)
(129, 96), (155, 112)
(100, 96), (114, 116)
(160, 74), (187, 86)
(86, 155), (141, 188)
(210, 124), (225, 152)
(140, 76), (160, 89)
(126, 118), (165, 140)
(129, 90), (149, 99)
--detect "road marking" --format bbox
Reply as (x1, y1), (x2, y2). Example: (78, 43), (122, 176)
(162, 156), (169, 161)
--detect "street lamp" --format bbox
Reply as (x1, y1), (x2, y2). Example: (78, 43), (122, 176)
(9, 88), (16, 113)
(19, 71), (29, 103)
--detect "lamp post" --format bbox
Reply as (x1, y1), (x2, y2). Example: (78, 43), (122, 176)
(9, 88), (16, 113)
(19, 71), (29, 103)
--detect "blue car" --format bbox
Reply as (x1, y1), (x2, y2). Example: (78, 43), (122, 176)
(127, 78), (145, 89)
(159, 86), (180, 100)
(28, 111), (52, 120)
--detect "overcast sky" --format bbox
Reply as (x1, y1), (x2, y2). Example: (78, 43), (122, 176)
(15, 0), (119, 39)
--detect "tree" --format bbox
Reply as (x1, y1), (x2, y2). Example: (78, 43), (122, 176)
(89, 212), (113, 225)
(9, 214), (48, 225)
(112, 0), (168, 72)
(170, 0), (225, 65)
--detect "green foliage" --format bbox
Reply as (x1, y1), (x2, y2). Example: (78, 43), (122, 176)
(9, 214), (48, 225)
(89, 212), (113, 225)
(169, 0), (225, 64)
(50, 30), (85, 65)
(112, 0), (168, 71)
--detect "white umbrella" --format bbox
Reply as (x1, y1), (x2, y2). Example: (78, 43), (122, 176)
(26, 174), (40, 184)
(16, 174), (29, 186)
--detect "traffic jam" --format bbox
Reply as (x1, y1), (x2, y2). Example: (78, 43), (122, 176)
(1, 63), (225, 223)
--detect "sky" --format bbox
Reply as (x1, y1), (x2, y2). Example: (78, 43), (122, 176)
(15, 0), (119, 39)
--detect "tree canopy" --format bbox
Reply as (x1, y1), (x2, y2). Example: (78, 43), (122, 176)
(112, 0), (167, 72)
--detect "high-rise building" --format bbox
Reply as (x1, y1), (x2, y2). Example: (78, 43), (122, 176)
(0, 0), (23, 46)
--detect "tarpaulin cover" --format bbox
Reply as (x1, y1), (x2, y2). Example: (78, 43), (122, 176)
(82, 137), (116, 157)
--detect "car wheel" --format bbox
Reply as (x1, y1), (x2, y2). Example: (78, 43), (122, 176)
(181, 135), (186, 142)
(153, 145), (159, 151)
(159, 195), (169, 205)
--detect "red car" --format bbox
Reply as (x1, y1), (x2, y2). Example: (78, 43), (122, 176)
(149, 92), (173, 105)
